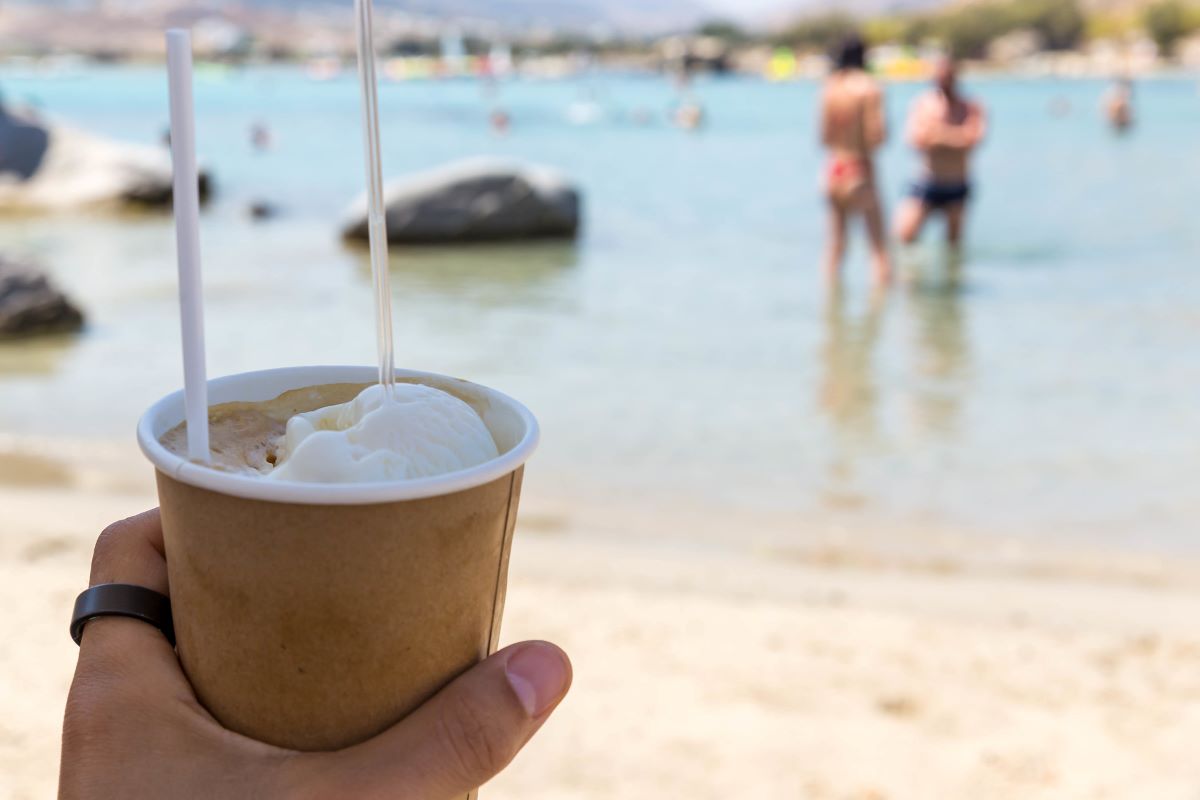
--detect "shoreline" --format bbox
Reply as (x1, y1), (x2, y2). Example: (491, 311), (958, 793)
(2, 433), (1199, 580)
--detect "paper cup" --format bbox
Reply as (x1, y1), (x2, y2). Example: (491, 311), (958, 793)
(138, 366), (539, 754)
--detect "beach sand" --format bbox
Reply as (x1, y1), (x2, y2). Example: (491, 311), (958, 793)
(3, 443), (1200, 800)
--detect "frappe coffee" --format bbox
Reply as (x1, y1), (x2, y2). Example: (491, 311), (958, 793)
(140, 367), (538, 755)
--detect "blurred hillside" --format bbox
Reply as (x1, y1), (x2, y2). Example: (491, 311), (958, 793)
(3, 0), (708, 39)
(767, 0), (1200, 67)
(1, 0), (1198, 74)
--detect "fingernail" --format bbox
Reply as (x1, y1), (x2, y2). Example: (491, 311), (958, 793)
(505, 643), (570, 718)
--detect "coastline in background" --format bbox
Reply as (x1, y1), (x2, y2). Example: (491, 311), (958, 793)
(3, 0), (1200, 79)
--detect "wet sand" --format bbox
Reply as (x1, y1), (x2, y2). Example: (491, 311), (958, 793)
(3, 441), (1200, 799)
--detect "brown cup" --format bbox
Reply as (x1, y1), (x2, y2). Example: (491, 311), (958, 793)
(138, 367), (538, 759)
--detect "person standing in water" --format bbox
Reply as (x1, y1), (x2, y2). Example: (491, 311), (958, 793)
(894, 57), (987, 249)
(1104, 77), (1135, 133)
(820, 35), (891, 287)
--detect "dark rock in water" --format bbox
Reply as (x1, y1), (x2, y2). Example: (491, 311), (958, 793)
(0, 259), (85, 339)
(0, 103), (211, 211)
(0, 107), (50, 180)
(126, 170), (214, 208)
(340, 159), (581, 244)
(248, 200), (280, 221)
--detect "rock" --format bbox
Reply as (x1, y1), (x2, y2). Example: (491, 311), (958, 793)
(0, 103), (211, 212)
(0, 258), (85, 339)
(340, 158), (581, 244)
(248, 200), (280, 221)
(0, 106), (49, 181)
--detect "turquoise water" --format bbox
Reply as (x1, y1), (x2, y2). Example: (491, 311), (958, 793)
(1, 67), (1198, 551)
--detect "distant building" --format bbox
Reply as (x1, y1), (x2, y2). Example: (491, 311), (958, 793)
(191, 18), (251, 59)
(657, 35), (732, 76)
(989, 30), (1042, 64)
(1178, 34), (1200, 69)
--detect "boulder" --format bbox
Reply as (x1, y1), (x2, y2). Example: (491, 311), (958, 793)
(341, 159), (581, 244)
(248, 199), (281, 221)
(0, 258), (85, 339)
(0, 104), (210, 212)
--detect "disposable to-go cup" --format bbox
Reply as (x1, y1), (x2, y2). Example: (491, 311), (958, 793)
(137, 366), (539, 755)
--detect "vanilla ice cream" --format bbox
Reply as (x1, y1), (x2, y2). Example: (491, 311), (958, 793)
(267, 383), (499, 483)
(160, 381), (501, 483)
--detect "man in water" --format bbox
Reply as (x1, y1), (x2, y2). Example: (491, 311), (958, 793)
(820, 35), (891, 286)
(250, 122), (273, 151)
(1104, 77), (1134, 133)
(894, 57), (987, 249)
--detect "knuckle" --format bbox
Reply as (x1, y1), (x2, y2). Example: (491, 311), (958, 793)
(436, 688), (518, 784)
(91, 520), (129, 577)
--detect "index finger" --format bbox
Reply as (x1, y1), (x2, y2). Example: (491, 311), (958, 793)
(90, 509), (169, 594)
(77, 509), (179, 673)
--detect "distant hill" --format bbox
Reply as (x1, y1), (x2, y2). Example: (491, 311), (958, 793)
(710, 0), (945, 26)
(716, 0), (1182, 27)
(230, 0), (712, 32)
(7, 0), (713, 33)
(8, 0), (1181, 37)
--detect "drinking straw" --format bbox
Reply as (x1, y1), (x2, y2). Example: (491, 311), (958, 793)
(166, 29), (210, 463)
(353, 0), (397, 392)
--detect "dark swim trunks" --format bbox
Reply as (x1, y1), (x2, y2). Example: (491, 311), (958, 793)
(910, 180), (971, 209)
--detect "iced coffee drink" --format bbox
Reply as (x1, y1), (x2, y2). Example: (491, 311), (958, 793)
(139, 366), (538, 753)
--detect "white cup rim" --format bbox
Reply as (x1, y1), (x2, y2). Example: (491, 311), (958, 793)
(137, 366), (540, 506)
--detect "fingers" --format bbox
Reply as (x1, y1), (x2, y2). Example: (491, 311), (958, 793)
(89, 508), (169, 593)
(295, 642), (572, 800)
(77, 509), (178, 674)
(64, 512), (292, 800)
(63, 510), (198, 798)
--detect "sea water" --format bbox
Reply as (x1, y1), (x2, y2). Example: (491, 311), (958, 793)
(0, 67), (1198, 551)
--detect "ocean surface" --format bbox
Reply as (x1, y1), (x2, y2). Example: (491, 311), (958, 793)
(1, 66), (1198, 552)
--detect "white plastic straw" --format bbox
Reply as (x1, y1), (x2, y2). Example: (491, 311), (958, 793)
(166, 29), (210, 463)
(353, 0), (396, 392)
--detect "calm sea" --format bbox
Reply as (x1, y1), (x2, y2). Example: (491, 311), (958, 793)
(1, 66), (1198, 552)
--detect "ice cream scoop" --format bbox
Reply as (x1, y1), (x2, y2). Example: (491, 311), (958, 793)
(267, 382), (499, 484)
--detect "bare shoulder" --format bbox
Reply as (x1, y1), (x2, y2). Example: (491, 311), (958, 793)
(910, 90), (937, 115)
(848, 72), (883, 99)
(822, 75), (844, 101)
(861, 77), (885, 102)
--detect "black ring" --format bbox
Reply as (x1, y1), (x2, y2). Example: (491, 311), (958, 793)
(71, 584), (175, 648)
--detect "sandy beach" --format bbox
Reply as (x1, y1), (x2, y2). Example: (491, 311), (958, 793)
(4, 442), (1200, 800)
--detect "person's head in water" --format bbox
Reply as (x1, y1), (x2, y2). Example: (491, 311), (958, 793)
(934, 56), (959, 98)
(833, 35), (867, 72)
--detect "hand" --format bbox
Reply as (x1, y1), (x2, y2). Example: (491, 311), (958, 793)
(59, 510), (572, 800)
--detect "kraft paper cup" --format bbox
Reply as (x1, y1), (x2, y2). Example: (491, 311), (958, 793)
(137, 366), (539, 762)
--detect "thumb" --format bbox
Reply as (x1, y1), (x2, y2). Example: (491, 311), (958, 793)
(294, 642), (572, 800)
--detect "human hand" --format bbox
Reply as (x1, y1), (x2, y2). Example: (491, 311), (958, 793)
(59, 510), (572, 800)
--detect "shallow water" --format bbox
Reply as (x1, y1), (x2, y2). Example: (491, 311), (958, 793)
(1, 67), (1198, 551)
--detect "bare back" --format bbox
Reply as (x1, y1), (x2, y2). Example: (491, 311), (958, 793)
(822, 71), (886, 160)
